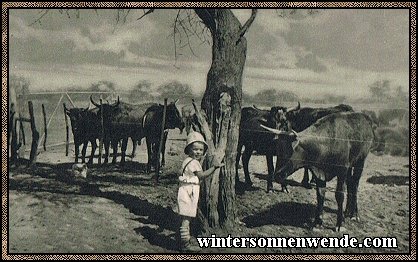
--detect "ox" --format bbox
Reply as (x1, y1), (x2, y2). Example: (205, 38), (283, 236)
(63, 103), (101, 164)
(261, 112), (374, 231)
(142, 100), (185, 173)
(90, 96), (156, 164)
(235, 105), (293, 192)
(237, 103), (354, 192)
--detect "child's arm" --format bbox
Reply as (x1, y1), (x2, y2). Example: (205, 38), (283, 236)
(194, 158), (224, 179)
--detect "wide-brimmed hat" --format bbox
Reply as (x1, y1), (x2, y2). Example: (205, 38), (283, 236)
(184, 131), (208, 154)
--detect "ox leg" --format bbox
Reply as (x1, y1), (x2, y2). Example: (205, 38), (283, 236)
(346, 161), (363, 220)
(266, 155), (275, 193)
(235, 142), (243, 184)
(74, 143), (80, 163)
(103, 138), (110, 164)
(131, 138), (137, 159)
(88, 140), (97, 164)
(111, 139), (118, 164)
(301, 168), (312, 189)
(313, 178), (326, 228)
(241, 147), (253, 187)
(335, 169), (348, 232)
(120, 137), (128, 165)
(146, 137), (152, 173)
(81, 141), (88, 163)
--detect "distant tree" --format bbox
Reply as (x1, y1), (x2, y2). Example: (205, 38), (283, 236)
(10, 74), (30, 96)
(369, 80), (391, 101)
(394, 85), (408, 103)
(324, 94), (346, 104)
(129, 80), (154, 103)
(157, 80), (194, 101)
(277, 90), (299, 103)
(254, 89), (277, 106)
(242, 91), (254, 106)
(89, 80), (116, 92)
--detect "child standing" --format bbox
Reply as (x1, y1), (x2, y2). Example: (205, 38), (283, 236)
(177, 131), (224, 252)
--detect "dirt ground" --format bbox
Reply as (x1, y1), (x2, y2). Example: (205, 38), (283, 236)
(7, 131), (411, 254)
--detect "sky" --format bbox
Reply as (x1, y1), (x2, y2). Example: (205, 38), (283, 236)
(9, 8), (410, 100)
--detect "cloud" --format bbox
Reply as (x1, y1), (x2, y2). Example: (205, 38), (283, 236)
(295, 53), (328, 73)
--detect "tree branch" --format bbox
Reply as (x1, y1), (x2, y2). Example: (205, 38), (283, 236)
(137, 8), (155, 20)
(194, 9), (216, 34)
(238, 9), (257, 38)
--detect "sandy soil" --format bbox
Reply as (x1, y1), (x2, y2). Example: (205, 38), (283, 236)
(7, 131), (411, 254)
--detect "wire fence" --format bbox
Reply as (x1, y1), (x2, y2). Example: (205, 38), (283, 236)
(10, 91), (410, 159)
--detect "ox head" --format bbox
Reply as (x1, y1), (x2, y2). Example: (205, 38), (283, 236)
(90, 95), (121, 123)
(256, 102), (300, 132)
(165, 99), (185, 132)
(63, 103), (90, 137)
(260, 124), (303, 184)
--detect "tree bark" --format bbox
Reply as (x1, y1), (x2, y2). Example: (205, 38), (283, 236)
(195, 9), (249, 229)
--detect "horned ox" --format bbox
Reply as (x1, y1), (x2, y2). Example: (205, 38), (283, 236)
(237, 103), (353, 192)
(63, 103), (101, 164)
(90, 96), (157, 164)
(261, 112), (374, 231)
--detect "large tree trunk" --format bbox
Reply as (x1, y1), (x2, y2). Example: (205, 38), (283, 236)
(195, 9), (249, 229)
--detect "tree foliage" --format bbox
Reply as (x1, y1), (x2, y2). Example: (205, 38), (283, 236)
(157, 80), (195, 101)
(129, 80), (154, 103)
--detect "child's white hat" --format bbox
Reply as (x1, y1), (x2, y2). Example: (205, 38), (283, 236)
(184, 131), (208, 154)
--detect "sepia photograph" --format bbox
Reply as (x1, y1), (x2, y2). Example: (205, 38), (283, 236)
(4, 3), (414, 258)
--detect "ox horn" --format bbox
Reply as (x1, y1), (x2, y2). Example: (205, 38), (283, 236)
(260, 124), (298, 137)
(63, 103), (71, 114)
(90, 95), (100, 108)
(252, 105), (265, 111)
(287, 101), (300, 112)
(113, 96), (120, 106)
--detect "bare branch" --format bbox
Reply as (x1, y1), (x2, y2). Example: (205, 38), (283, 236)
(238, 9), (257, 38)
(137, 9), (155, 21)
(28, 10), (50, 26)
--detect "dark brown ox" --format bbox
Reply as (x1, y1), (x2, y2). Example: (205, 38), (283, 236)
(261, 112), (374, 231)
(236, 104), (297, 192)
(238, 103), (354, 192)
(63, 103), (101, 164)
(90, 96), (156, 164)
(142, 100), (185, 173)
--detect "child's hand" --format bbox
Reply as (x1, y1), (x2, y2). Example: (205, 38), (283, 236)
(213, 158), (225, 169)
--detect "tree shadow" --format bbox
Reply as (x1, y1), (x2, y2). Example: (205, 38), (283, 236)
(242, 202), (336, 229)
(9, 161), (180, 251)
(97, 190), (180, 251)
(367, 175), (409, 186)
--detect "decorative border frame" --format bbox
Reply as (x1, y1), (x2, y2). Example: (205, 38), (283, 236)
(2, 2), (416, 260)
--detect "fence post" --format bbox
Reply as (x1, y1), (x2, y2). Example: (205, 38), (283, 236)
(155, 98), (167, 183)
(98, 98), (103, 165)
(28, 101), (40, 167)
(42, 104), (47, 151)
(63, 103), (69, 156)
(9, 103), (18, 164)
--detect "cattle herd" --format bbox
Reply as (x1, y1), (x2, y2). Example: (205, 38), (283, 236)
(64, 96), (184, 172)
(65, 98), (377, 231)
